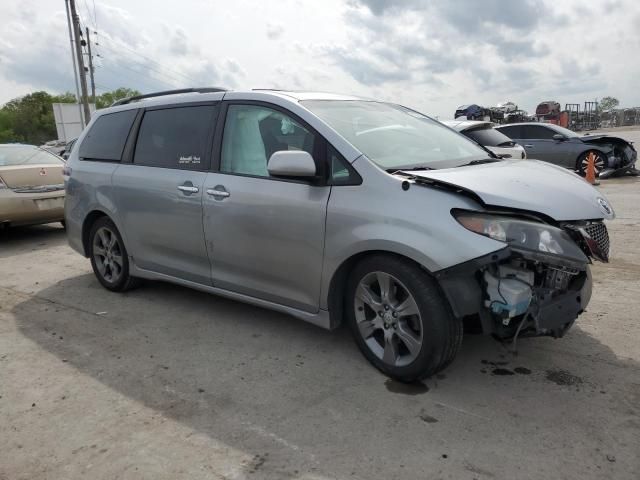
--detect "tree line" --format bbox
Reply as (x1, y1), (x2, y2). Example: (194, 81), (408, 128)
(0, 88), (140, 145)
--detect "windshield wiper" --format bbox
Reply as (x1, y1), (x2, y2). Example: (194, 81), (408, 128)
(457, 158), (501, 167)
(386, 166), (435, 174)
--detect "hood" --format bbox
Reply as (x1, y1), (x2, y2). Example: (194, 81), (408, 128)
(406, 160), (615, 221)
(580, 134), (628, 145)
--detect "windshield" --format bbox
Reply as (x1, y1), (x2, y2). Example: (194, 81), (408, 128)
(302, 100), (489, 170)
(0, 146), (63, 166)
(465, 127), (515, 147)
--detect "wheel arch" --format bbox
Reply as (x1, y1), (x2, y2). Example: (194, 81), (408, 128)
(81, 209), (112, 257)
(326, 249), (438, 329)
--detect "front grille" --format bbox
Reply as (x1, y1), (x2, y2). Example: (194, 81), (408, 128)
(584, 222), (610, 258)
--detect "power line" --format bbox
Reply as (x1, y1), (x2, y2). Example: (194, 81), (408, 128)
(97, 61), (175, 92)
(96, 43), (192, 87)
(97, 42), (200, 88)
(73, 20), (181, 93)
(82, 0), (96, 28)
(59, 27), (179, 93)
(98, 36), (202, 85)
(94, 82), (116, 92)
(92, 0), (98, 28)
(75, 6), (202, 89)
(91, 0), (100, 61)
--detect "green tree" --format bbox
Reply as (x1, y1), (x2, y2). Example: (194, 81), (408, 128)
(599, 96), (619, 111)
(0, 109), (24, 143)
(95, 87), (141, 109)
(0, 91), (75, 145)
(0, 88), (140, 145)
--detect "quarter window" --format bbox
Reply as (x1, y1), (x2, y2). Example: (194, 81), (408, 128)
(329, 145), (360, 185)
(221, 105), (317, 177)
(133, 105), (217, 170)
(79, 109), (137, 161)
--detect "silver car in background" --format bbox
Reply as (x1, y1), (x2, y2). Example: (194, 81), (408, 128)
(65, 88), (613, 381)
(443, 120), (527, 159)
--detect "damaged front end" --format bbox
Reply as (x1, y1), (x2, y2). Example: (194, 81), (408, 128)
(582, 135), (639, 178)
(437, 211), (610, 340)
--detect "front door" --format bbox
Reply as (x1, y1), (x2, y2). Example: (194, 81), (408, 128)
(519, 125), (576, 167)
(112, 104), (218, 285)
(203, 103), (330, 312)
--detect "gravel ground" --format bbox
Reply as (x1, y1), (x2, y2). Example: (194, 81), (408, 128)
(1, 146), (639, 479)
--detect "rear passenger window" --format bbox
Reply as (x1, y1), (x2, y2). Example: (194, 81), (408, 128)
(522, 125), (555, 140)
(497, 125), (521, 139)
(133, 105), (217, 170)
(79, 109), (137, 161)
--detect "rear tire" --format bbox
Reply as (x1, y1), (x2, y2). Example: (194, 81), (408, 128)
(577, 150), (607, 177)
(346, 255), (462, 382)
(89, 217), (139, 292)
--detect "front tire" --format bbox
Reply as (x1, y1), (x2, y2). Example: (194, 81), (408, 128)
(346, 255), (462, 382)
(577, 150), (607, 177)
(89, 217), (139, 292)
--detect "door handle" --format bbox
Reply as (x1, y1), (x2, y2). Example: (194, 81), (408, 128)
(178, 185), (199, 193)
(206, 187), (230, 199)
(524, 144), (534, 148)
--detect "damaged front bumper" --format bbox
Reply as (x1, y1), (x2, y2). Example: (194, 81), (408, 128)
(436, 234), (597, 339)
(597, 143), (638, 178)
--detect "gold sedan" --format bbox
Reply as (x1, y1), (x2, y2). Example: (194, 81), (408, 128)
(0, 144), (66, 228)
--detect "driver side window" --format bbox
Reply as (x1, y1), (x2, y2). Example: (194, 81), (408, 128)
(220, 105), (316, 177)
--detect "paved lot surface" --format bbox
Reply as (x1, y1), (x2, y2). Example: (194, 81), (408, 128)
(1, 145), (639, 479)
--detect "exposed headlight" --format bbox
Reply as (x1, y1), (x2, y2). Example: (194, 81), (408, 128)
(454, 211), (588, 263)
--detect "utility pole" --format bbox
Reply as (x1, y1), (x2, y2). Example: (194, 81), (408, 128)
(69, 0), (91, 125)
(86, 27), (96, 102)
(65, 0), (84, 127)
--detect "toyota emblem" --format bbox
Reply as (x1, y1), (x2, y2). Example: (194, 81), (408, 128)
(597, 197), (612, 215)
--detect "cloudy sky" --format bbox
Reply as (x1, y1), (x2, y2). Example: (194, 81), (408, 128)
(1, 0), (639, 118)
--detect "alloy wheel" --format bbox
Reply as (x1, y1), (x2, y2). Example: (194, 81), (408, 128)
(581, 152), (605, 175)
(353, 271), (424, 367)
(92, 226), (123, 284)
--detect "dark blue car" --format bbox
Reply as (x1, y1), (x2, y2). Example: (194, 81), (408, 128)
(454, 104), (486, 120)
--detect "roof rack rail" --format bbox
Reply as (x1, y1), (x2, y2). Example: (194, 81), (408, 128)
(111, 87), (228, 106)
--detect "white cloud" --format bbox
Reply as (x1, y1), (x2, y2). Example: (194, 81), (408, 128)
(0, 0), (639, 119)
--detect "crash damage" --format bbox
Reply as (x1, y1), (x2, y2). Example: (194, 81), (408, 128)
(580, 134), (638, 178)
(401, 167), (612, 342)
(436, 219), (608, 341)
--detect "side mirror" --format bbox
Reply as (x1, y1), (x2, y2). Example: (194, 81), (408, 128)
(553, 134), (566, 141)
(267, 150), (316, 178)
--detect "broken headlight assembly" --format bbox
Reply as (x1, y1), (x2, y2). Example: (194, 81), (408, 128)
(453, 211), (588, 266)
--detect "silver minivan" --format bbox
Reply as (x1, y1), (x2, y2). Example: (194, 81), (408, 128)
(65, 88), (613, 381)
